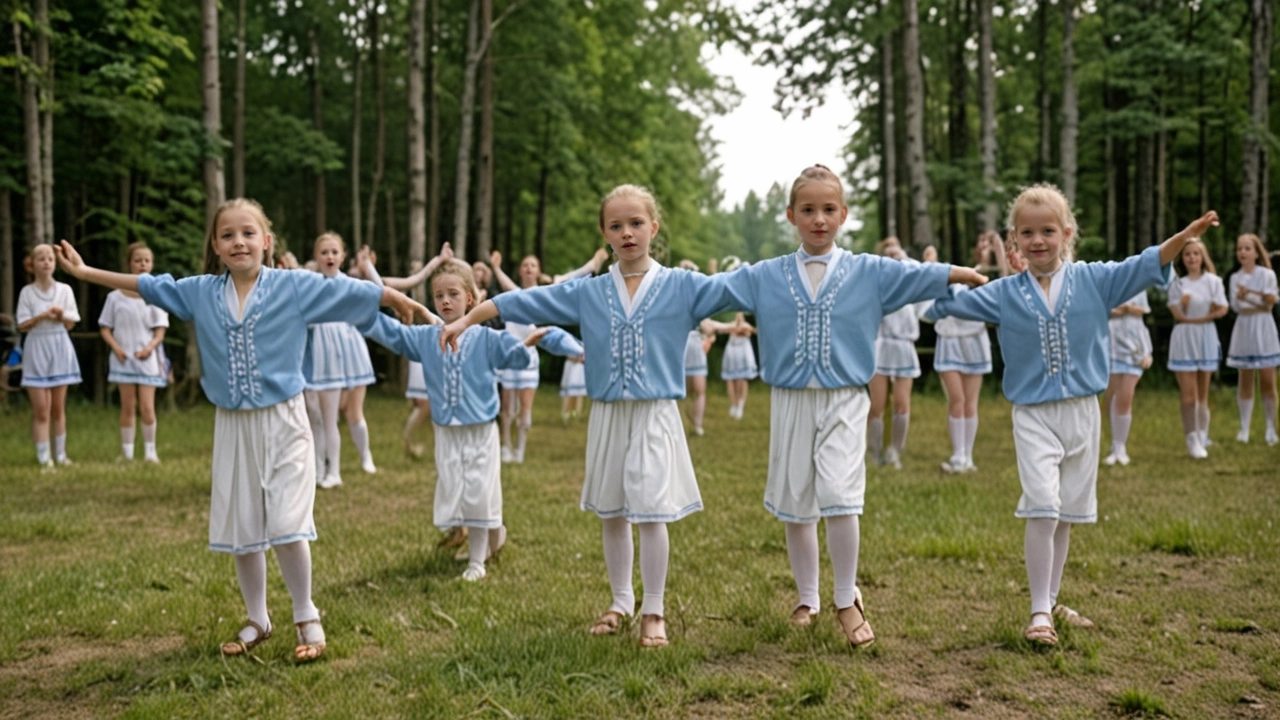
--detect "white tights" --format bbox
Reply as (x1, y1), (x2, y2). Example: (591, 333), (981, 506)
(232, 541), (320, 640)
(1024, 518), (1072, 618)
(784, 515), (861, 613)
(601, 517), (669, 617)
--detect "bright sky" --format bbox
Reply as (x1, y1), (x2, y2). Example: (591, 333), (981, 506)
(703, 38), (856, 211)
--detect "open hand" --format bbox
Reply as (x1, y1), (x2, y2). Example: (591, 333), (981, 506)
(950, 266), (990, 288)
(1181, 210), (1220, 240)
(490, 250), (503, 268)
(54, 240), (84, 276)
(1005, 243), (1027, 274)
(440, 242), (454, 261)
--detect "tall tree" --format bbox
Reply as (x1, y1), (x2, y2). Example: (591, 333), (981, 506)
(364, 4), (386, 255)
(450, 0), (481, 259)
(309, 24), (326, 236)
(1060, 0), (1078, 206)
(977, 0), (997, 231)
(350, 8), (364, 249)
(902, 0), (933, 249)
(1240, 0), (1273, 235)
(35, 0), (51, 241)
(14, 15), (44, 247)
(475, 0), (495, 260)
(426, 0), (440, 261)
(407, 0), (427, 276)
(202, 0), (224, 224)
(232, 0), (246, 198)
(880, 1), (897, 239)
(1036, 0), (1051, 181)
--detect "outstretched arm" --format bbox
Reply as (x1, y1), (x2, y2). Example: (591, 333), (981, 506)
(440, 299), (501, 351)
(1159, 211), (1219, 266)
(490, 251), (519, 292)
(55, 240), (139, 292)
(552, 247), (609, 284)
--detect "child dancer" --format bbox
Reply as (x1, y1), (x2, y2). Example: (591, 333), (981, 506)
(560, 346), (588, 422)
(489, 248), (606, 463)
(1167, 239), (1229, 458)
(366, 259), (548, 580)
(867, 238), (923, 470)
(706, 165), (985, 647)
(1101, 292), (1154, 465)
(441, 185), (748, 648)
(304, 232), (381, 487)
(1227, 233), (1279, 445)
(926, 183), (1217, 645)
(719, 312), (758, 419)
(98, 242), (168, 463)
(923, 263), (993, 473)
(682, 320), (716, 435)
(17, 243), (82, 467)
(56, 199), (429, 662)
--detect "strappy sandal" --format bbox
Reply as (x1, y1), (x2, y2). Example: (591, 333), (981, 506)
(1053, 604), (1095, 628)
(835, 590), (876, 648)
(1025, 613), (1058, 646)
(639, 614), (668, 648)
(220, 620), (272, 656)
(294, 618), (327, 662)
(789, 605), (817, 628)
(589, 610), (625, 636)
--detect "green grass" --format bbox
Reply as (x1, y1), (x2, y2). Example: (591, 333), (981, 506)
(1, 383), (1278, 718)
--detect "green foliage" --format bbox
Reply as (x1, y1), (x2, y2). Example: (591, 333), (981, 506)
(1109, 688), (1170, 717)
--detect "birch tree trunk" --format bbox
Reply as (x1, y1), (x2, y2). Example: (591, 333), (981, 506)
(233, 0), (246, 198)
(1240, 0), (1273, 235)
(351, 36), (363, 248)
(408, 0), (427, 274)
(310, 26), (326, 236)
(14, 20), (44, 248)
(880, 1), (897, 240)
(451, 0), (481, 260)
(202, 0), (224, 224)
(902, 0), (933, 249)
(365, 6), (386, 251)
(1060, 0), (1078, 206)
(427, 0), (441, 260)
(475, 0), (495, 260)
(978, 0), (998, 231)
(946, 0), (968, 260)
(36, 0), (52, 241)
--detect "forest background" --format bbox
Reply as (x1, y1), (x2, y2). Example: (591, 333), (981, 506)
(0, 0), (1276, 397)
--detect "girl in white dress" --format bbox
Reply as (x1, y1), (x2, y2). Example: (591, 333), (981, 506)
(867, 238), (923, 469)
(17, 243), (82, 467)
(1167, 239), (1229, 458)
(489, 248), (607, 463)
(718, 312), (758, 419)
(304, 233), (380, 487)
(1226, 233), (1280, 445)
(682, 322), (715, 435)
(1101, 292), (1153, 466)
(560, 349), (588, 421)
(98, 243), (168, 463)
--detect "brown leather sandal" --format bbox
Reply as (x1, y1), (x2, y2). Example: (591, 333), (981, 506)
(835, 591), (876, 648)
(220, 620), (272, 656)
(789, 605), (817, 627)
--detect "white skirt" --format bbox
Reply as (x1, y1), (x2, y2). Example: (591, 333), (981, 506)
(405, 361), (429, 400)
(874, 337), (921, 378)
(1012, 396), (1100, 524)
(765, 386), (870, 523)
(560, 359), (587, 397)
(497, 346), (539, 390)
(306, 322), (375, 390)
(210, 393), (317, 554)
(684, 331), (707, 377)
(432, 422), (503, 529)
(1167, 322), (1221, 372)
(1109, 358), (1146, 377)
(107, 352), (168, 387)
(1226, 313), (1280, 369)
(583, 399), (702, 522)
(934, 332), (992, 375)
(720, 336), (758, 380)
(20, 329), (82, 388)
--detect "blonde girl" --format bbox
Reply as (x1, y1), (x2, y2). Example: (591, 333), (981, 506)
(867, 237), (924, 469)
(1167, 239), (1229, 458)
(56, 198), (429, 662)
(17, 243), (82, 467)
(926, 183), (1218, 646)
(98, 242), (168, 462)
(304, 232), (380, 487)
(718, 311), (758, 419)
(442, 184), (747, 648)
(1226, 234), (1280, 445)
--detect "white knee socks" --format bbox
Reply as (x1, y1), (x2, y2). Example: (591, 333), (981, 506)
(319, 390), (342, 480)
(54, 434), (67, 462)
(349, 419), (370, 460)
(1265, 394), (1278, 438)
(1024, 518), (1058, 617)
(785, 522), (820, 613)
(866, 417), (884, 462)
(141, 422), (158, 461)
(964, 415), (978, 461)
(234, 551), (271, 633)
(1196, 403), (1211, 445)
(601, 517), (635, 616)
(637, 523), (669, 617)
(35, 441), (51, 465)
(690, 393), (706, 431)
(947, 416), (965, 462)
(515, 416), (531, 462)
(121, 425), (136, 460)
(467, 527), (490, 574)
(274, 541), (319, 624)
(826, 515), (861, 610)
(1238, 396), (1254, 440)
(891, 413), (910, 452)
(1112, 413), (1132, 455)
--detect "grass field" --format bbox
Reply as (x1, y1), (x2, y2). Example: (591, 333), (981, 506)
(1, 384), (1277, 719)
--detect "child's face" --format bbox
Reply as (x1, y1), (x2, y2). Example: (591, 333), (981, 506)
(1237, 237), (1259, 266)
(518, 255), (541, 284)
(786, 182), (847, 253)
(600, 197), (658, 265)
(1182, 243), (1205, 272)
(30, 247), (56, 278)
(129, 249), (154, 275)
(432, 273), (472, 323)
(214, 207), (272, 275)
(472, 262), (492, 288)
(315, 239), (345, 276)
(1012, 204), (1071, 275)
(922, 246), (938, 263)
